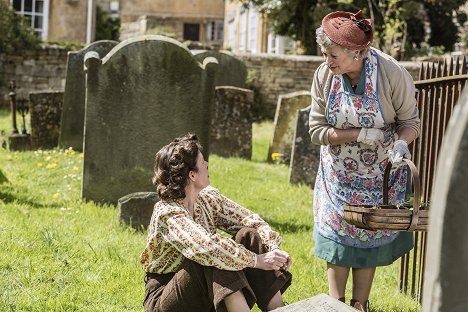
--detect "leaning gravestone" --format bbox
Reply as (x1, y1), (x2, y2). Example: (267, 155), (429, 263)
(274, 294), (356, 311)
(267, 91), (311, 162)
(193, 50), (247, 88)
(289, 106), (321, 187)
(29, 91), (64, 149)
(83, 35), (218, 204)
(210, 86), (253, 159)
(422, 90), (468, 311)
(59, 40), (118, 151)
(117, 192), (158, 230)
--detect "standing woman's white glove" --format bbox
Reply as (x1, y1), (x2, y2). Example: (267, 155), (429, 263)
(388, 139), (411, 165)
(357, 128), (385, 146)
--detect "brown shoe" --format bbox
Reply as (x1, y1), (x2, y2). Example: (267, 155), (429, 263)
(350, 299), (370, 312)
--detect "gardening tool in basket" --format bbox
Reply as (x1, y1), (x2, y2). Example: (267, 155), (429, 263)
(343, 159), (428, 231)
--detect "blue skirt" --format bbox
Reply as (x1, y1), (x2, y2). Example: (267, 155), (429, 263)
(313, 229), (413, 268)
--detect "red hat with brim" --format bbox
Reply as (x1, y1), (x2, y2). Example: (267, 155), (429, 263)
(322, 11), (373, 50)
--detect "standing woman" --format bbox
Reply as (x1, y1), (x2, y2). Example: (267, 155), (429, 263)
(308, 11), (420, 312)
(140, 134), (292, 312)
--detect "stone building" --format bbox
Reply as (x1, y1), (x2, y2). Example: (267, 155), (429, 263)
(9, 0), (97, 44)
(224, 1), (295, 54)
(119, 0), (224, 49)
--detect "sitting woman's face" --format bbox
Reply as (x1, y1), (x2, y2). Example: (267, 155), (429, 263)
(191, 151), (210, 190)
(321, 45), (357, 75)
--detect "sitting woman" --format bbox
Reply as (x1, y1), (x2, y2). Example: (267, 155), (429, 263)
(140, 134), (292, 312)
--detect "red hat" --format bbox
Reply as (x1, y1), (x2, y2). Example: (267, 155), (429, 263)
(322, 11), (373, 50)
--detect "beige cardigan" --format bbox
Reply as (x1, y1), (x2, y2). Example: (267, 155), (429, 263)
(309, 48), (420, 145)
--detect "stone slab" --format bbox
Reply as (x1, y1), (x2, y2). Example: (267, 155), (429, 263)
(117, 192), (158, 230)
(29, 91), (63, 149)
(274, 294), (356, 311)
(268, 91), (311, 163)
(59, 40), (118, 151)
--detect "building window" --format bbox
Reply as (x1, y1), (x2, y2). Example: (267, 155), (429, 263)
(206, 20), (223, 41)
(247, 8), (258, 53)
(11, 0), (49, 40)
(268, 31), (296, 55)
(239, 8), (247, 51)
(184, 23), (200, 41)
(227, 18), (235, 50)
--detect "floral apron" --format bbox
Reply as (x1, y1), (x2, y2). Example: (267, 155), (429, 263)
(313, 48), (407, 248)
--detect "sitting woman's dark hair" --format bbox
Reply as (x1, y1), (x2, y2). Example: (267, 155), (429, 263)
(153, 134), (202, 200)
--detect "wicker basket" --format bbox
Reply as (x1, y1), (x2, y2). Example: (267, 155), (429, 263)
(343, 159), (428, 232)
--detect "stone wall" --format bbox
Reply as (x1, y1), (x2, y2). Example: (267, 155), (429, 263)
(0, 45), (69, 108)
(0, 45), (421, 121)
(235, 52), (422, 120)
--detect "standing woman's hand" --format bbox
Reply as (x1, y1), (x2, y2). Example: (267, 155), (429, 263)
(255, 249), (292, 271)
(389, 139), (411, 165)
(357, 128), (385, 146)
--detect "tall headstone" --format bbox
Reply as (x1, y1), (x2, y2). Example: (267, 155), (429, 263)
(289, 106), (321, 187)
(193, 50), (247, 88)
(267, 91), (311, 162)
(59, 40), (118, 151)
(423, 90), (468, 311)
(83, 35), (218, 204)
(211, 86), (253, 159)
(29, 91), (64, 149)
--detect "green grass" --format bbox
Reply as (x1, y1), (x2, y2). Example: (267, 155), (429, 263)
(0, 109), (421, 311)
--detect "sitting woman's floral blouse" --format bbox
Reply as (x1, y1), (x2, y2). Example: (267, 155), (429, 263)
(140, 186), (282, 274)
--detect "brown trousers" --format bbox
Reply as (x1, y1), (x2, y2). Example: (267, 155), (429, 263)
(143, 227), (292, 312)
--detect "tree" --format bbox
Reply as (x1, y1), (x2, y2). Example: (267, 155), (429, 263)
(95, 5), (120, 41)
(0, 0), (40, 54)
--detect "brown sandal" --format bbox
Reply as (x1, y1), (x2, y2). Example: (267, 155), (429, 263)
(350, 299), (370, 312)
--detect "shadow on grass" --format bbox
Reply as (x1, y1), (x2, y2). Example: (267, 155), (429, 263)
(0, 187), (61, 209)
(265, 218), (312, 234)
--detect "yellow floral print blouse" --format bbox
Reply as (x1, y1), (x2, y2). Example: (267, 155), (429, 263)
(140, 186), (282, 273)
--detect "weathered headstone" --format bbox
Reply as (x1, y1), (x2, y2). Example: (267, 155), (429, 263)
(210, 86), (253, 159)
(289, 106), (321, 187)
(267, 91), (311, 162)
(117, 192), (158, 230)
(274, 294), (356, 311)
(59, 40), (118, 151)
(193, 50), (247, 88)
(29, 91), (64, 149)
(82, 35), (217, 204)
(422, 90), (468, 311)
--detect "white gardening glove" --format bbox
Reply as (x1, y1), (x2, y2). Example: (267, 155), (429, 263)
(357, 128), (385, 146)
(388, 139), (411, 165)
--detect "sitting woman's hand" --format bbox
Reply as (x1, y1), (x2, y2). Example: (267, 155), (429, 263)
(255, 249), (292, 271)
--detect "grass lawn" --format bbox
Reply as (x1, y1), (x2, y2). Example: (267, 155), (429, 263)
(0, 109), (421, 311)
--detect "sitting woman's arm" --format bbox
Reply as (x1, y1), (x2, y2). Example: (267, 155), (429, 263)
(197, 186), (282, 251)
(159, 204), (257, 271)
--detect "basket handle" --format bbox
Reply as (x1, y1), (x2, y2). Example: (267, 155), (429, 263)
(383, 158), (421, 231)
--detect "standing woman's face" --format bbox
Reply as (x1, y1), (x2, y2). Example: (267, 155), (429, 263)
(191, 151), (210, 190)
(321, 45), (357, 76)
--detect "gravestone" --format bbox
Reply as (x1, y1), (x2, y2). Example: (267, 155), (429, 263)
(422, 90), (468, 311)
(193, 50), (247, 88)
(210, 86), (253, 159)
(29, 91), (64, 149)
(83, 35), (218, 204)
(59, 40), (118, 151)
(117, 192), (158, 230)
(267, 91), (311, 163)
(289, 106), (321, 187)
(274, 294), (356, 311)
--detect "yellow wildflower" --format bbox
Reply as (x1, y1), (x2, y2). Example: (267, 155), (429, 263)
(79, 153), (84, 158)
(271, 152), (282, 161)
(73, 166), (79, 171)
(52, 193), (60, 199)
(46, 163), (58, 169)
(37, 163), (44, 167)
(65, 148), (76, 155)
(45, 156), (52, 161)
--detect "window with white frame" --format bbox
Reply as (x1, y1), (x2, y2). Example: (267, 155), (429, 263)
(247, 8), (258, 53)
(206, 20), (224, 41)
(11, 0), (49, 40)
(227, 18), (236, 50)
(239, 8), (247, 51)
